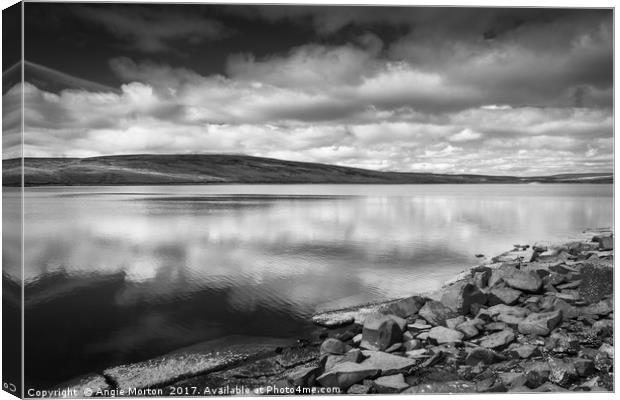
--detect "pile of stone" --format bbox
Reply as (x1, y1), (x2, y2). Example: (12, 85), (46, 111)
(303, 234), (614, 393)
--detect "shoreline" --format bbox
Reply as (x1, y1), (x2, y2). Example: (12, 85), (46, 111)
(54, 229), (614, 395)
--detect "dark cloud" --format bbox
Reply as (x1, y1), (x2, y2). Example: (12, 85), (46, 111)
(73, 5), (230, 53)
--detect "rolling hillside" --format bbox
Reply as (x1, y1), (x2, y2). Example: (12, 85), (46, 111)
(1, 154), (613, 186)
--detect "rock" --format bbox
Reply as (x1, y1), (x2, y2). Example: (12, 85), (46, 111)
(593, 351), (613, 373)
(324, 355), (345, 371)
(478, 329), (515, 349)
(385, 315), (407, 332)
(312, 314), (355, 328)
(287, 366), (321, 387)
(347, 384), (372, 394)
(548, 358), (578, 387)
(572, 358), (595, 377)
(554, 290), (581, 302)
(579, 298), (613, 316)
(579, 376), (602, 391)
(378, 296), (426, 318)
(446, 316), (466, 330)
(428, 326), (464, 344)
(373, 374), (409, 393)
(598, 343), (613, 358)
(352, 333), (362, 345)
(384, 342), (402, 353)
(485, 304), (529, 324)
(499, 372), (527, 388)
(418, 300), (457, 326)
(592, 319), (613, 336)
(533, 382), (569, 392)
(407, 322), (431, 332)
(360, 313), (402, 351)
(320, 338), (349, 355)
(503, 270), (543, 293)
(476, 377), (507, 393)
(579, 264), (613, 303)
(551, 298), (579, 319)
(487, 287), (522, 306)
(405, 349), (428, 359)
(456, 320), (481, 339)
(402, 331), (414, 341)
(548, 273), (567, 286)
(518, 309), (562, 336)
(485, 321), (507, 331)
(545, 331), (579, 354)
(403, 381), (476, 393)
(359, 350), (417, 375)
(316, 362), (379, 390)
(592, 235), (613, 250)
(403, 339), (422, 351)
(524, 361), (551, 388)
(506, 343), (538, 359)
(441, 281), (487, 314)
(416, 332), (429, 340)
(324, 348), (365, 370)
(556, 280), (581, 290)
(464, 347), (505, 365)
(473, 270), (491, 288)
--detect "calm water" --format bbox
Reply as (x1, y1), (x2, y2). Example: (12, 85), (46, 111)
(3, 184), (613, 388)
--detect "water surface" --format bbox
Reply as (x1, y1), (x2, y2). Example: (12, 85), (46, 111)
(7, 184), (612, 388)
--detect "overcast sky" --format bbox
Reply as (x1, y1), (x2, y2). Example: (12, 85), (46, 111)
(2, 3), (613, 175)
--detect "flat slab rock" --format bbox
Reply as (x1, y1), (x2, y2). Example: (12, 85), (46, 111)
(104, 351), (248, 390)
(316, 362), (379, 389)
(360, 350), (418, 375)
(103, 337), (290, 390)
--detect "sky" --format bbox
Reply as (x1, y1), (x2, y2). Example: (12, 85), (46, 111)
(2, 2), (614, 175)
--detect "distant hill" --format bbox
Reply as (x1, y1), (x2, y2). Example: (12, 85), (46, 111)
(1, 154), (613, 186)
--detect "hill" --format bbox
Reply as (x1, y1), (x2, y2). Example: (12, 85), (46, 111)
(1, 154), (613, 186)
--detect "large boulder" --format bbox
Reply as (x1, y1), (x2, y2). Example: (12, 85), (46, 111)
(418, 300), (457, 326)
(359, 350), (418, 375)
(478, 329), (515, 349)
(440, 281), (487, 314)
(360, 313), (402, 351)
(518, 310), (562, 336)
(316, 362), (379, 389)
(428, 326), (464, 344)
(487, 287), (522, 306)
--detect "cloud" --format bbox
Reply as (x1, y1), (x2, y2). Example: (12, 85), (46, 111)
(9, 7), (613, 176)
(449, 129), (482, 143)
(74, 6), (229, 53)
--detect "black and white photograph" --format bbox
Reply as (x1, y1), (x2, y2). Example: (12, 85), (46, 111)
(1, 0), (615, 398)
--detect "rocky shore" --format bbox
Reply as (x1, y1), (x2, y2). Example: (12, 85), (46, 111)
(59, 231), (614, 396)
